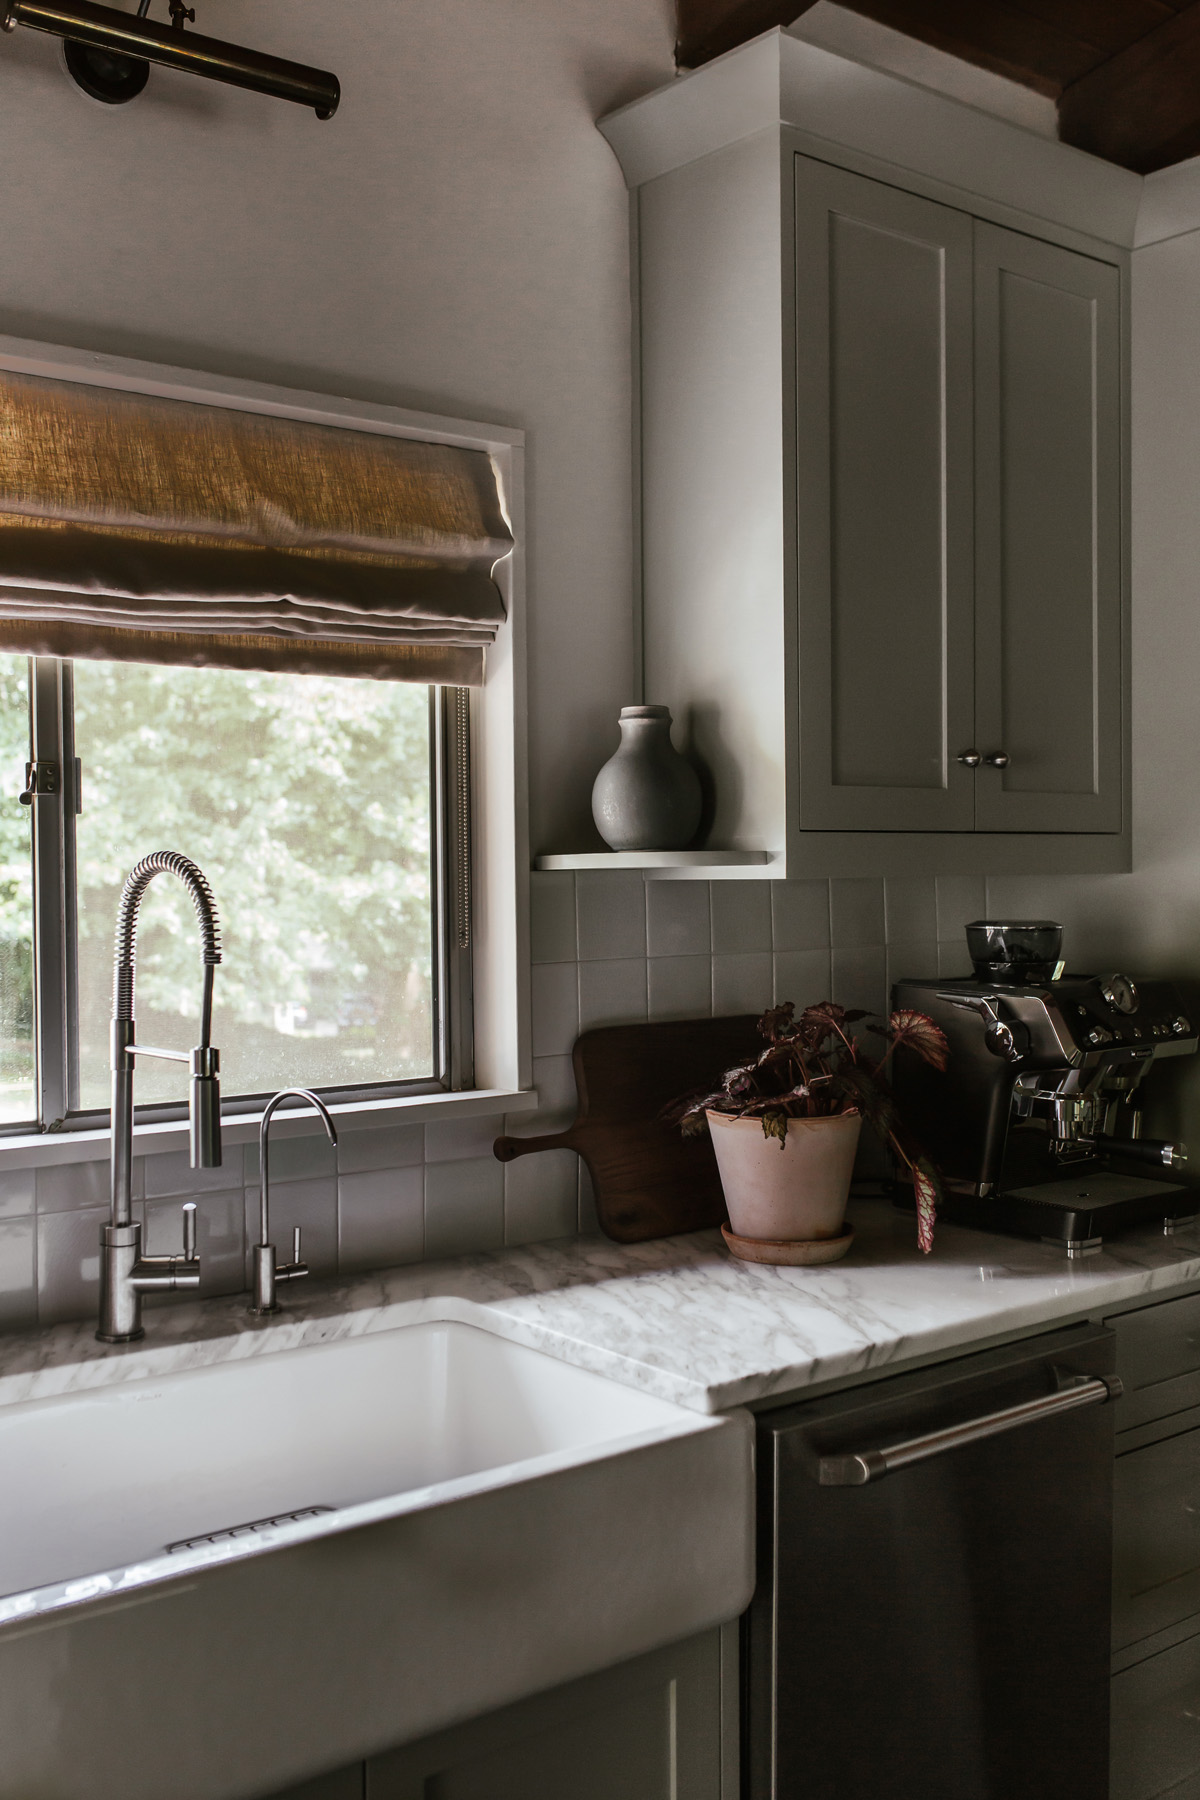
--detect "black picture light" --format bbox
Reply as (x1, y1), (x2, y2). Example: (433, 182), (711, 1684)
(2, 0), (340, 115)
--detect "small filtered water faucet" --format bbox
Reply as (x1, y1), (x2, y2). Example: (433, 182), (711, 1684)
(97, 852), (222, 1344)
(250, 1089), (337, 1314)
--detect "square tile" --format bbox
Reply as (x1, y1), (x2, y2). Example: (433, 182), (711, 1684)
(244, 1176), (338, 1279)
(885, 877), (937, 944)
(936, 874), (987, 940)
(337, 1123), (424, 1175)
(830, 947), (887, 1015)
(531, 962), (579, 1058)
(504, 1151), (579, 1246)
(710, 882), (772, 954)
(712, 953), (773, 1017)
(244, 1127), (338, 1184)
(0, 1168), (34, 1220)
(521, 1055), (578, 1133)
(772, 880), (830, 952)
(830, 878), (885, 949)
(424, 1156), (505, 1260)
(339, 1166), (424, 1273)
(579, 1163), (599, 1233)
(773, 950), (832, 1011)
(142, 1148), (236, 1199)
(646, 882), (710, 958)
(0, 1217), (35, 1327)
(576, 871), (646, 962)
(938, 938), (975, 979)
(424, 1114), (506, 1162)
(648, 955), (713, 1022)
(886, 940), (940, 1004)
(578, 958), (647, 1032)
(37, 1206), (106, 1327)
(143, 1188), (244, 1298)
(530, 871), (577, 964)
(37, 1158), (121, 1214)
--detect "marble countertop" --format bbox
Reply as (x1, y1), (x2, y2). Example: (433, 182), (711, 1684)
(4, 1197), (1200, 1413)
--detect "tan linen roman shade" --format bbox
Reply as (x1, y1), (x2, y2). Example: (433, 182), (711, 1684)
(0, 371), (512, 686)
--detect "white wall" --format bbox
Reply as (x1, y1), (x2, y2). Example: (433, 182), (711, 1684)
(0, 0), (674, 853)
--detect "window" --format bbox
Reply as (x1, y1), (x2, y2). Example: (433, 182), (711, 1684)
(0, 656), (471, 1131)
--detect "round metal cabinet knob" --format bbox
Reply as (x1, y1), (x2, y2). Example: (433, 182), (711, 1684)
(957, 749), (982, 767)
(983, 751), (1010, 768)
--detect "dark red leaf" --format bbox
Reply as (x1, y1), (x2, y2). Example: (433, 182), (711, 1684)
(887, 1010), (949, 1072)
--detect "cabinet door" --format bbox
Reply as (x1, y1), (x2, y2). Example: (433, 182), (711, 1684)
(366, 1630), (724, 1800)
(973, 223), (1123, 832)
(1112, 1630), (1200, 1800)
(794, 157), (976, 831)
(1113, 1425), (1200, 1651)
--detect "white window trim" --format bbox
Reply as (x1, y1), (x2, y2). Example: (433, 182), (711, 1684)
(0, 331), (532, 1166)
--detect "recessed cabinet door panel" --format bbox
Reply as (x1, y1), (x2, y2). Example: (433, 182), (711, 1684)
(974, 224), (1122, 832)
(795, 157), (975, 831)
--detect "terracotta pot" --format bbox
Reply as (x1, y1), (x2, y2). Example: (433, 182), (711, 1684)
(707, 1109), (861, 1242)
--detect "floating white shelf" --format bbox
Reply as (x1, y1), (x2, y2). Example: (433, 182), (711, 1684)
(534, 850), (772, 876)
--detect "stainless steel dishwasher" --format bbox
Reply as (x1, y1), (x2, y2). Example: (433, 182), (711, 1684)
(745, 1322), (1119, 1800)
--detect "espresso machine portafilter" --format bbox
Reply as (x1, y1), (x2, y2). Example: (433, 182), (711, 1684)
(892, 921), (1199, 1257)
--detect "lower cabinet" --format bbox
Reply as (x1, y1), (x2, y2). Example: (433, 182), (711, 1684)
(261, 1628), (731, 1800)
(1112, 1631), (1200, 1800)
(1109, 1293), (1200, 1800)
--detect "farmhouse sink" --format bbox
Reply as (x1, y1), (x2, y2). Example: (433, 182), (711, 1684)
(0, 1314), (754, 1800)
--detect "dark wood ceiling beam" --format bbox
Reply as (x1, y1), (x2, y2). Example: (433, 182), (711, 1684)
(676, 0), (1200, 176)
(675, 0), (816, 70)
(1058, 1), (1200, 171)
(674, 0), (1132, 83)
(1004, 0), (1174, 58)
(824, 0), (1123, 90)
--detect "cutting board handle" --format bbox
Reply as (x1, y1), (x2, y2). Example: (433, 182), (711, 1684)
(493, 1130), (578, 1162)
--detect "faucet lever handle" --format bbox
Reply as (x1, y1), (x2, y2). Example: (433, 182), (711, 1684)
(182, 1201), (198, 1263)
(292, 1226), (302, 1265)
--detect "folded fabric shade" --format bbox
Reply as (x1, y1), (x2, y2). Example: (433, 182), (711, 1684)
(0, 370), (512, 685)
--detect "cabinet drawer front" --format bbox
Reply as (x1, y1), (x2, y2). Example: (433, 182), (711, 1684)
(1111, 1294), (1200, 1432)
(1115, 1428), (1200, 1650)
(1112, 1628), (1200, 1800)
(973, 222), (1123, 834)
(794, 156), (977, 833)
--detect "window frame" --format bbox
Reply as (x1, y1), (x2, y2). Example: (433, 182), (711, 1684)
(15, 659), (475, 1138)
(0, 333), (531, 1156)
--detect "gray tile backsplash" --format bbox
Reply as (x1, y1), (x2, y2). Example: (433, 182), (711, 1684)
(3, 868), (1003, 1334)
(424, 1156), (505, 1260)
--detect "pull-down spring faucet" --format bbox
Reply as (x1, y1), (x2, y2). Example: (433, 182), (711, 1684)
(97, 851), (223, 1344)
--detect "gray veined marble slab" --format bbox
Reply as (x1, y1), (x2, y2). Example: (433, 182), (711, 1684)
(1, 1198), (1199, 1414)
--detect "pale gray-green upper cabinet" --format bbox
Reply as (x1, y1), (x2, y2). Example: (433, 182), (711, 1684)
(972, 223), (1122, 834)
(794, 159), (977, 833)
(794, 161), (1123, 843)
(608, 48), (1131, 879)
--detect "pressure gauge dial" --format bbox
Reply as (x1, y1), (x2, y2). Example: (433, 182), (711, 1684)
(1097, 973), (1139, 1015)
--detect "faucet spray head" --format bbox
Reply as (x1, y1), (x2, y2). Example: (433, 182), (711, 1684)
(190, 1044), (222, 1169)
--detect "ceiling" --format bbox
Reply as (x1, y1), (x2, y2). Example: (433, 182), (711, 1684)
(674, 0), (1200, 173)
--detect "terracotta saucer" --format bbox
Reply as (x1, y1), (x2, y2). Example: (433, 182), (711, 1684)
(720, 1221), (855, 1266)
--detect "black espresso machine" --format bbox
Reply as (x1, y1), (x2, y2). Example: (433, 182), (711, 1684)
(892, 920), (1200, 1257)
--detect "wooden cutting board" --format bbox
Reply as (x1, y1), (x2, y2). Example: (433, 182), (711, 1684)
(493, 1015), (761, 1243)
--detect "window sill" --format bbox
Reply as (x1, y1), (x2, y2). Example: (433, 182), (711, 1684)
(0, 1087), (540, 1170)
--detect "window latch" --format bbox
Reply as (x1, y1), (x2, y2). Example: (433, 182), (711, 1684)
(19, 760), (59, 805)
(18, 758), (81, 810)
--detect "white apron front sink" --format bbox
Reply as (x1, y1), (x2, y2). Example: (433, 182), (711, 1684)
(0, 1313), (754, 1800)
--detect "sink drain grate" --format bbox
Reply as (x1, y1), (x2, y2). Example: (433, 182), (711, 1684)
(165, 1505), (335, 1553)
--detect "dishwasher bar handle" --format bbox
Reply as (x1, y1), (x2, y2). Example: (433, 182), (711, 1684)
(817, 1370), (1123, 1486)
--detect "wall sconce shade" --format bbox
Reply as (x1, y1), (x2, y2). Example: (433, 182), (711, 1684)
(2, 0), (340, 116)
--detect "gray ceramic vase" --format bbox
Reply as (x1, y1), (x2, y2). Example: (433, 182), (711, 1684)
(591, 705), (702, 851)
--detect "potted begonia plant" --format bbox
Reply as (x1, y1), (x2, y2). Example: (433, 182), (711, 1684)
(669, 1001), (948, 1261)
